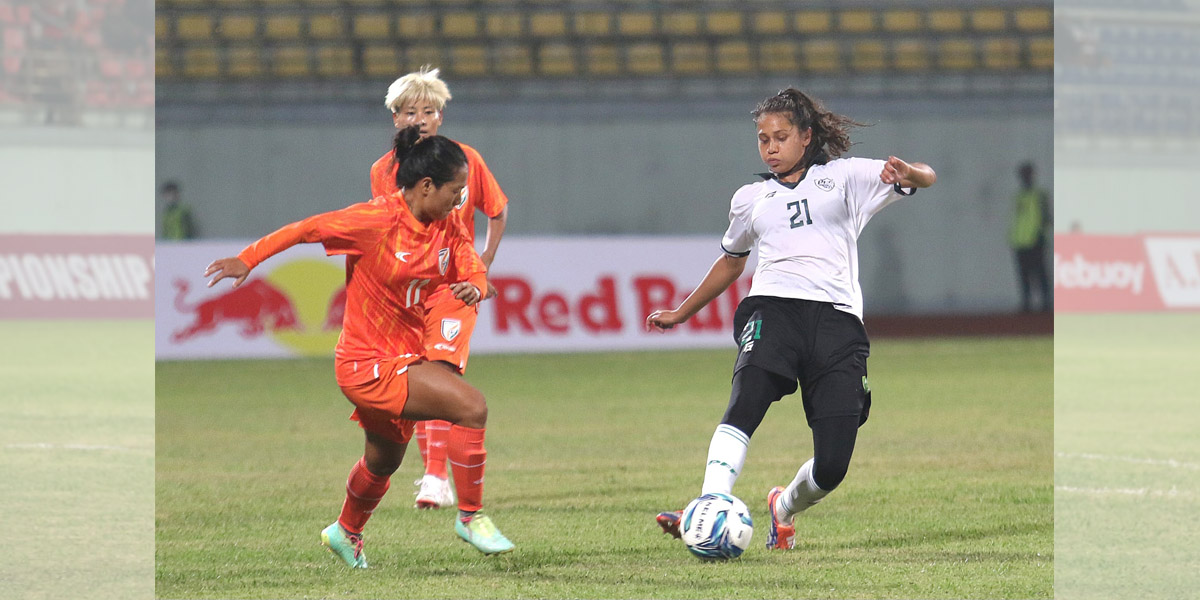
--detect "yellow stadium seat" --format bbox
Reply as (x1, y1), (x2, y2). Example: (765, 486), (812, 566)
(538, 43), (576, 76)
(218, 15), (257, 41)
(627, 43), (664, 74)
(938, 40), (976, 69)
(759, 40), (799, 72)
(155, 47), (173, 78)
(585, 44), (619, 76)
(363, 45), (399, 77)
(264, 15), (302, 40)
(529, 13), (567, 36)
(794, 11), (831, 34)
(753, 12), (788, 35)
(983, 38), (1020, 69)
(309, 15), (344, 40)
(273, 46), (310, 77)
(618, 12), (655, 36)
(851, 40), (886, 71)
(716, 41), (752, 73)
(803, 40), (839, 72)
(450, 45), (487, 76)
(928, 10), (965, 32)
(485, 13), (522, 38)
(662, 12), (699, 36)
(405, 47), (443, 73)
(494, 45), (533, 76)
(839, 10), (874, 33)
(183, 47), (219, 78)
(227, 46), (263, 78)
(442, 13), (478, 38)
(671, 42), (708, 75)
(353, 14), (390, 39)
(706, 11), (743, 35)
(882, 10), (920, 32)
(574, 12), (610, 36)
(893, 39), (929, 71)
(155, 15), (170, 40)
(971, 9), (1006, 32)
(1029, 37), (1053, 69)
(397, 14), (435, 38)
(1014, 8), (1051, 32)
(176, 15), (213, 41)
(317, 46), (354, 77)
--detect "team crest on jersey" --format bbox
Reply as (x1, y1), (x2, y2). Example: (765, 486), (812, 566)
(455, 186), (469, 210)
(441, 318), (462, 341)
(815, 177), (835, 192)
(438, 248), (450, 275)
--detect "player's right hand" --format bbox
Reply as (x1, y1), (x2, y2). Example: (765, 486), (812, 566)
(205, 257), (251, 289)
(645, 309), (684, 332)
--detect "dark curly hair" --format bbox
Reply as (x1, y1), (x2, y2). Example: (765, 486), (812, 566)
(753, 88), (867, 168)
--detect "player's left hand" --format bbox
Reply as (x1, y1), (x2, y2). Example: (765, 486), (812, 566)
(451, 282), (483, 306)
(879, 155), (911, 185)
(484, 280), (498, 300)
(205, 257), (251, 288)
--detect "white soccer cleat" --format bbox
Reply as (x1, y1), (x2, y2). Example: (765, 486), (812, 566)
(414, 474), (456, 509)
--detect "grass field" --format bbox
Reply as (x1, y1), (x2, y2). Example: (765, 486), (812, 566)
(156, 336), (1052, 600)
(1055, 313), (1200, 600)
(0, 320), (155, 600)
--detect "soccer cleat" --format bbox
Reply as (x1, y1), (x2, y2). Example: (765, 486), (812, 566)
(455, 514), (514, 555)
(766, 486), (795, 550)
(321, 522), (368, 568)
(414, 474), (456, 509)
(656, 510), (683, 539)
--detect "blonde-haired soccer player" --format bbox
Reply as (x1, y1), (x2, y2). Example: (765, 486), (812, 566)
(370, 66), (510, 512)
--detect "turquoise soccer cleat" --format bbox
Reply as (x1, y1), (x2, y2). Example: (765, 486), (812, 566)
(455, 514), (515, 555)
(321, 522), (368, 568)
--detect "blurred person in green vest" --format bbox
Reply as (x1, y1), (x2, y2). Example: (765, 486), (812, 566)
(1009, 162), (1050, 312)
(161, 181), (196, 240)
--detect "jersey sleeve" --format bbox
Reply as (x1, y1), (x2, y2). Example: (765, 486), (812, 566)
(465, 145), (509, 218)
(446, 218), (488, 293)
(843, 157), (913, 222)
(237, 202), (390, 269)
(720, 185), (756, 257)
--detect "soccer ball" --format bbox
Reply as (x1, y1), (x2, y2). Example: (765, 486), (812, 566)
(679, 492), (754, 560)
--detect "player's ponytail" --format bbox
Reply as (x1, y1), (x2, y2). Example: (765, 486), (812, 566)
(392, 124), (468, 189)
(753, 88), (866, 168)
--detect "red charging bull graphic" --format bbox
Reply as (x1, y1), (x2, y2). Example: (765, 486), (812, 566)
(324, 286), (347, 331)
(172, 278), (301, 342)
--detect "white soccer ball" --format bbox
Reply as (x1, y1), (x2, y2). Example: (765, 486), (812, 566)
(679, 492), (754, 560)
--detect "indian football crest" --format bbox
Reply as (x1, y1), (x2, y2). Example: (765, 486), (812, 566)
(455, 186), (469, 210)
(438, 248), (450, 275)
(441, 318), (462, 341)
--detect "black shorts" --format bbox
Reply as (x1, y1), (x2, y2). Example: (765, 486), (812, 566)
(732, 295), (872, 425)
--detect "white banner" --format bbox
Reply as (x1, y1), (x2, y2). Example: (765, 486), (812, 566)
(155, 237), (756, 360)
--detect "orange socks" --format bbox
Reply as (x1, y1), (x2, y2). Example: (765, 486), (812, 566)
(448, 425), (486, 512)
(337, 457), (390, 534)
(423, 420), (452, 479)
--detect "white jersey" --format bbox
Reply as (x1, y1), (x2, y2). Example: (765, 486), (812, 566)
(721, 157), (915, 320)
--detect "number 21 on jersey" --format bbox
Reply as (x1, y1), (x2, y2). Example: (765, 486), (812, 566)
(788, 199), (813, 228)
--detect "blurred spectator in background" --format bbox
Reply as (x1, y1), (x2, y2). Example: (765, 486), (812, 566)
(1008, 162), (1051, 313)
(161, 181), (196, 240)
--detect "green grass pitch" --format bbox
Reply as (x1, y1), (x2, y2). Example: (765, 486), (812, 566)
(0, 320), (155, 600)
(156, 335), (1051, 599)
(1055, 313), (1200, 600)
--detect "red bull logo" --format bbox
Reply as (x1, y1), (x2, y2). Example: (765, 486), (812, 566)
(172, 278), (300, 343)
(324, 286), (347, 331)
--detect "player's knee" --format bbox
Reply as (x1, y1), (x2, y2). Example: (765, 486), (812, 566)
(812, 457), (850, 491)
(455, 389), (488, 429)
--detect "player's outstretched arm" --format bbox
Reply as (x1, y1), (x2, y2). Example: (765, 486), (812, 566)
(646, 254), (748, 332)
(880, 156), (937, 189)
(205, 257), (252, 289)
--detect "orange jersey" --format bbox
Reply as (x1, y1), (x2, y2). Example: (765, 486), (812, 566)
(237, 195), (487, 387)
(370, 140), (508, 240)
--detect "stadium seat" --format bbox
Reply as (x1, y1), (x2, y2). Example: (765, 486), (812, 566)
(450, 44), (487, 76)
(265, 15), (302, 40)
(752, 11), (788, 35)
(882, 10), (920, 32)
(851, 40), (886, 71)
(794, 11), (831, 34)
(584, 44), (619, 75)
(627, 43), (664, 74)
(155, 47), (173, 78)
(983, 38), (1021, 69)
(706, 11), (743, 35)
(227, 46), (263, 78)
(396, 14), (435, 38)
(494, 44), (533, 76)
(970, 9), (1006, 32)
(670, 42), (709, 75)
(155, 15), (170, 40)
(176, 14), (213, 41)
(362, 45), (399, 77)
(715, 41), (753, 73)
(442, 13), (478, 38)
(273, 46), (310, 77)
(404, 46), (443, 72)
(1029, 37), (1054, 69)
(938, 39), (976, 69)
(759, 40), (800, 72)
(574, 12), (610, 36)
(538, 43), (575, 75)
(618, 12), (654, 36)
(662, 12), (699, 36)
(893, 39), (929, 71)
(308, 15), (344, 40)
(183, 47), (219, 78)
(839, 10), (874, 33)
(353, 14), (390, 39)
(803, 40), (840, 72)
(928, 10), (965, 32)
(1014, 8), (1051, 32)
(485, 13), (522, 38)
(317, 46), (354, 77)
(218, 15), (258, 41)
(529, 12), (566, 37)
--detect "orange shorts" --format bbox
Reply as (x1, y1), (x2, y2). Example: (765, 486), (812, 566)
(422, 293), (479, 374)
(340, 355), (422, 444)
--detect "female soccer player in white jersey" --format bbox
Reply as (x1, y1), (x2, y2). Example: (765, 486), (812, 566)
(646, 88), (937, 550)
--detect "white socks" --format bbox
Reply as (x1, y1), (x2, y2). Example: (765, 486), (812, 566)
(777, 457), (829, 525)
(700, 424), (750, 495)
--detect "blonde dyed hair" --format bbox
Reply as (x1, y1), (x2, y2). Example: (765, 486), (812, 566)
(384, 66), (452, 113)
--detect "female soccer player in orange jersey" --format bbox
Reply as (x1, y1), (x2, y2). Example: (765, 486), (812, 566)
(371, 67), (510, 510)
(205, 126), (514, 567)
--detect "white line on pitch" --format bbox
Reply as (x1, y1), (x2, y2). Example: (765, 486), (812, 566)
(1055, 452), (1200, 470)
(4, 443), (143, 452)
(1056, 485), (1194, 498)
